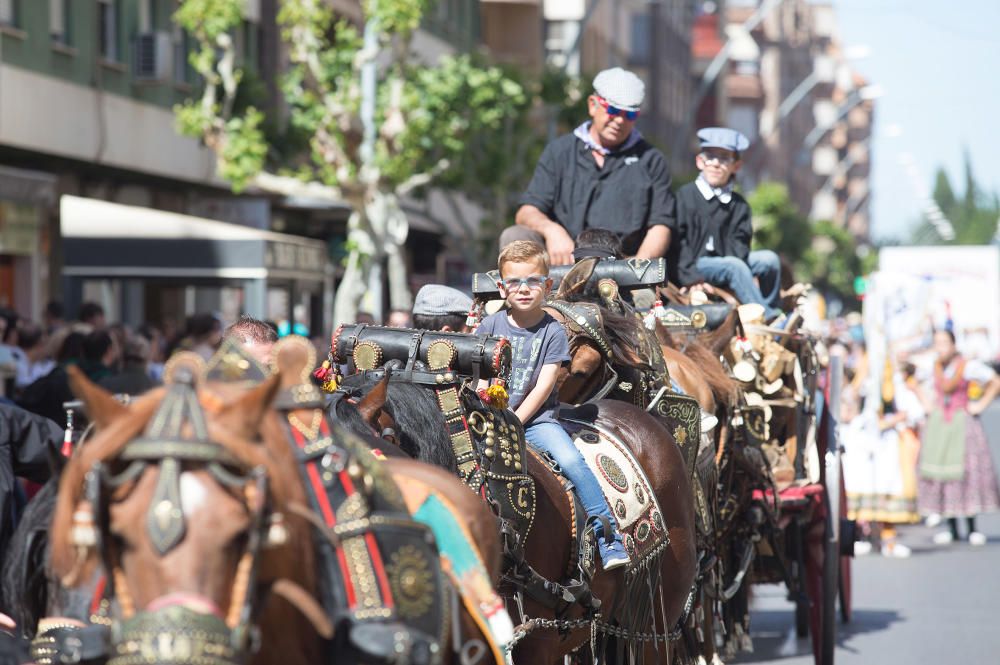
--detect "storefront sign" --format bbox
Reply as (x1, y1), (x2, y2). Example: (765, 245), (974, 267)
(0, 202), (39, 256)
(265, 240), (326, 275)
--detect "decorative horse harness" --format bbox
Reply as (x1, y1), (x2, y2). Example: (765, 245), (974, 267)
(56, 342), (451, 665)
(331, 326), (615, 616)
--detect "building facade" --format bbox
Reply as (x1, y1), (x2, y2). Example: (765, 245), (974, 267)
(689, 0), (874, 240)
(0, 0), (485, 330)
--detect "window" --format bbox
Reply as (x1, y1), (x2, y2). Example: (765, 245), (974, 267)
(98, 0), (121, 61)
(0, 0), (18, 28)
(630, 14), (651, 65)
(173, 27), (192, 84)
(50, 0), (72, 45)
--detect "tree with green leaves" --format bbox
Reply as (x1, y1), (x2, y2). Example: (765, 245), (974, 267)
(174, 0), (525, 325)
(912, 152), (1000, 245)
(749, 181), (868, 306)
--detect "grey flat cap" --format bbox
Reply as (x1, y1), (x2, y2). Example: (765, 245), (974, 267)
(593, 67), (645, 112)
(697, 127), (750, 152)
(412, 285), (473, 316)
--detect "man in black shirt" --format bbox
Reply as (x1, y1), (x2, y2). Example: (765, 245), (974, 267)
(668, 127), (782, 320)
(503, 67), (675, 265)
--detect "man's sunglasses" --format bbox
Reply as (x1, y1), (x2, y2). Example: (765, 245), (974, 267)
(499, 276), (548, 291)
(594, 96), (640, 121)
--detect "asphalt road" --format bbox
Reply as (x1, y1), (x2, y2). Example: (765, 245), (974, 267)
(731, 402), (1000, 665)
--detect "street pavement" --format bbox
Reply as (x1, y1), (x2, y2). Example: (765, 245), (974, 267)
(731, 402), (1000, 665)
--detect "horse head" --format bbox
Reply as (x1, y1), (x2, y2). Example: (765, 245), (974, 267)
(50, 353), (322, 665)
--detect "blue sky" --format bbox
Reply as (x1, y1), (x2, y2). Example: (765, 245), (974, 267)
(832, 0), (1000, 241)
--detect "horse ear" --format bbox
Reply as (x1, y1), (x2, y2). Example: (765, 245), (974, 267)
(222, 373), (283, 440)
(556, 257), (598, 299)
(356, 376), (389, 428)
(67, 365), (127, 429)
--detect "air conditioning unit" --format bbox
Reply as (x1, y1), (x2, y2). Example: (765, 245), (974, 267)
(132, 31), (172, 81)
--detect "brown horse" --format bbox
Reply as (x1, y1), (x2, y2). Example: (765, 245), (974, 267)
(47, 349), (506, 665)
(341, 366), (697, 665)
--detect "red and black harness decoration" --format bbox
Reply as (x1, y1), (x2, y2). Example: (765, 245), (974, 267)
(274, 374), (449, 665)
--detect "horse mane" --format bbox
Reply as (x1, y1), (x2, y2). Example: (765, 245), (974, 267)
(557, 294), (655, 373)
(333, 377), (456, 472)
(654, 324), (738, 407)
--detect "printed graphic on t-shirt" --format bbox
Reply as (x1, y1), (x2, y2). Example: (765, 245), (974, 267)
(509, 334), (543, 398)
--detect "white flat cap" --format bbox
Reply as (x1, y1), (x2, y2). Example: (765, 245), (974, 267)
(593, 67), (645, 112)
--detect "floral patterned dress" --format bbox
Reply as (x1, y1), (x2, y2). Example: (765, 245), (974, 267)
(917, 358), (1000, 517)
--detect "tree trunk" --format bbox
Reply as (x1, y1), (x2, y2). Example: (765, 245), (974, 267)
(331, 190), (412, 328)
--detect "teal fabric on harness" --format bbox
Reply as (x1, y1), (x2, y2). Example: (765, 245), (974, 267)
(413, 494), (483, 581)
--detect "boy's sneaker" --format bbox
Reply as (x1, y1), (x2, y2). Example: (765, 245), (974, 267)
(969, 532), (987, 546)
(600, 540), (629, 571)
(853, 540), (873, 556)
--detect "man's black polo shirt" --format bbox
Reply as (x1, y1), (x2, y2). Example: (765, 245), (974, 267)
(519, 132), (676, 255)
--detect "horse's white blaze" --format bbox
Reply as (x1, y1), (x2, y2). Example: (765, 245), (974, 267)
(180, 472), (209, 517)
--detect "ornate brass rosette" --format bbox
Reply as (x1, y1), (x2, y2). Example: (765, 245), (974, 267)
(352, 341), (383, 371)
(691, 310), (707, 329)
(386, 545), (435, 619)
(425, 339), (457, 370)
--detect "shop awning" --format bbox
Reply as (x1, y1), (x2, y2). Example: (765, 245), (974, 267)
(61, 195), (329, 282)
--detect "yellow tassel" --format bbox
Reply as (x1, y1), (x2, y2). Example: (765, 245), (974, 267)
(486, 384), (509, 410)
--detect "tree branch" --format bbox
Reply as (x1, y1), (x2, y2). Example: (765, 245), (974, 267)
(250, 171), (346, 203)
(397, 159), (451, 196)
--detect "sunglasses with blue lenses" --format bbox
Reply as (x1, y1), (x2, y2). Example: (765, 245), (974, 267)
(594, 96), (640, 121)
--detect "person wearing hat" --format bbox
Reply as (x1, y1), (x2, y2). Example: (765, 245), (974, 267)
(667, 127), (783, 321)
(502, 67), (675, 266)
(412, 284), (474, 332)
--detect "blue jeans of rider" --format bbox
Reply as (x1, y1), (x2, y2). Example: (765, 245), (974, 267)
(524, 422), (625, 562)
(696, 250), (782, 320)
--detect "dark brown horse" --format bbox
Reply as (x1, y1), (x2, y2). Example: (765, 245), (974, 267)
(342, 365), (697, 665)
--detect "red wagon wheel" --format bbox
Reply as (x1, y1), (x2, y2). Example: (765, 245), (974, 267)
(838, 463), (853, 624)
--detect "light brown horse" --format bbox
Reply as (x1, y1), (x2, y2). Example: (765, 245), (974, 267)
(48, 352), (505, 665)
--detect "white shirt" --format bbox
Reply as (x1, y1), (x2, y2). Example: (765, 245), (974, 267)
(695, 174), (734, 205)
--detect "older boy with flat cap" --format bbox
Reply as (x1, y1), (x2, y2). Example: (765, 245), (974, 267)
(504, 67), (675, 266)
(668, 127), (782, 320)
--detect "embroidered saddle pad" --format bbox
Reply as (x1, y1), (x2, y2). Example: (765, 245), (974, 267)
(558, 419), (669, 569)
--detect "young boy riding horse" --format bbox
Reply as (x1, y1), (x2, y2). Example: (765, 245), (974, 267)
(476, 240), (628, 570)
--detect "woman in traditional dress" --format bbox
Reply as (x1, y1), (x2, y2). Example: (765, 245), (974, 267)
(917, 329), (1000, 546)
(842, 363), (924, 558)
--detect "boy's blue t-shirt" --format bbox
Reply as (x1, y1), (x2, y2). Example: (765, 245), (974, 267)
(477, 311), (571, 426)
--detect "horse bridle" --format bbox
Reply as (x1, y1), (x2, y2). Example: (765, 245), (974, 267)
(545, 300), (620, 403)
(67, 375), (283, 665)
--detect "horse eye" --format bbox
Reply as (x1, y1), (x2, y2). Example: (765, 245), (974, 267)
(571, 370), (589, 378)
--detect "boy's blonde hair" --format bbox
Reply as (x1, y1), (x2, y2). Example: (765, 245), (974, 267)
(498, 240), (550, 275)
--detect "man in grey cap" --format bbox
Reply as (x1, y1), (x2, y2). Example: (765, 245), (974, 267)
(411, 284), (474, 332)
(502, 67), (675, 265)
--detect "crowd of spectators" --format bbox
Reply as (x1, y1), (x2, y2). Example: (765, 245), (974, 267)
(0, 302), (284, 427)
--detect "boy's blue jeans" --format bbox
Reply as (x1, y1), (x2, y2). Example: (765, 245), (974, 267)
(524, 421), (620, 545)
(695, 249), (782, 319)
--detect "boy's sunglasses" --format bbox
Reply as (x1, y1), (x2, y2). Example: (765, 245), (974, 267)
(594, 96), (640, 121)
(699, 152), (738, 165)
(499, 276), (548, 291)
